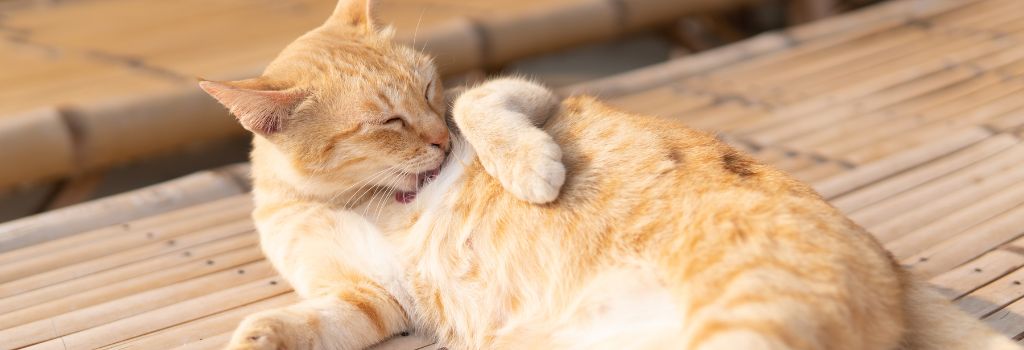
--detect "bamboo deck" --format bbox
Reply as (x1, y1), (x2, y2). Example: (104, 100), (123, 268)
(3, 0), (1024, 348)
(0, 0), (748, 191)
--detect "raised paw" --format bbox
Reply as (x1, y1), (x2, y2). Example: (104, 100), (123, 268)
(225, 310), (311, 350)
(480, 130), (565, 204)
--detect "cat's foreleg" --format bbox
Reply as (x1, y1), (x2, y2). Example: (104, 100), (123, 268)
(226, 206), (412, 350)
(451, 77), (565, 204)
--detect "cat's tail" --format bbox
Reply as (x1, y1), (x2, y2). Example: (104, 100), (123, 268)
(900, 274), (1021, 350)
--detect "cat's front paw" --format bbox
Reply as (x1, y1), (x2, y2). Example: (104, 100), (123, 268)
(226, 311), (309, 350)
(483, 130), (565, 204)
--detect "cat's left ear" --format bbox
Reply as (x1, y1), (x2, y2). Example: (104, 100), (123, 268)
(198, 79), (307, 135)
(329, 0), (378, 33)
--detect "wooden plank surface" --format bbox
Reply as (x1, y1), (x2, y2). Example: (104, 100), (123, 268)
(4, 0), (1024, 347)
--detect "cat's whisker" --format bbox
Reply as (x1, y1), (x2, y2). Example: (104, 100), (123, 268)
(363, 168), (399, 218)
(343, 167), (397, 209)
(373, 171), (403, 220)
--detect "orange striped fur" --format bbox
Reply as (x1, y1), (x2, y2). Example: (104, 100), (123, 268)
(198, 1), (1020, 349)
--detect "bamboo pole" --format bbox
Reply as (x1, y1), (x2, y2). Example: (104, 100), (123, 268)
(0, 107), (74, 190)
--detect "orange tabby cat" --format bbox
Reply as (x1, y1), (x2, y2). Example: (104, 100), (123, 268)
(199, 1), (1020, 349)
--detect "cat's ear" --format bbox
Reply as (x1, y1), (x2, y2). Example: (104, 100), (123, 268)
(329, 0), (378, 32)
(198, 79), (306, 135)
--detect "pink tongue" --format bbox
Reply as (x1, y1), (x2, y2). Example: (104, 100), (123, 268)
(395, 191), (417, 203)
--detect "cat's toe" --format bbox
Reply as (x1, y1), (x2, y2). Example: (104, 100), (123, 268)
(225, 313), (294, 350)
(510, 135), (565, 204)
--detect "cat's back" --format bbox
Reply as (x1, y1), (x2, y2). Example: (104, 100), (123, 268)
(543, 95), (898, 282)
(543, 95), (825, 220)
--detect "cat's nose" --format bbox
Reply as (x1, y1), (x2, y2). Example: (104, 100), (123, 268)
(428, 131), (450, 151)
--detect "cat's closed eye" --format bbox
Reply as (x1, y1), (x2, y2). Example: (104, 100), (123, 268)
(384, 116), (404, 127)
(424, 80), (433, 101)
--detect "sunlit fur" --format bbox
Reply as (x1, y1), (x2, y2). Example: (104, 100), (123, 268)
(199, 1), (1021, 349)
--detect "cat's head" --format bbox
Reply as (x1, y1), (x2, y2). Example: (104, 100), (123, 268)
(199, 0), (448, 193)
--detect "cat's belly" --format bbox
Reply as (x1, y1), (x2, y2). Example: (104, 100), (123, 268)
(525, 265), (686, 349)
(404, 254), (686, 349)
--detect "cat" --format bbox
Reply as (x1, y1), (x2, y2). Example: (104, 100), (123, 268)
(198, 0), (1020, 349)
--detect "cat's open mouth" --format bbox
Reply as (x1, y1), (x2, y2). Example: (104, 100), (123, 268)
(395, 168), (440, 203)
